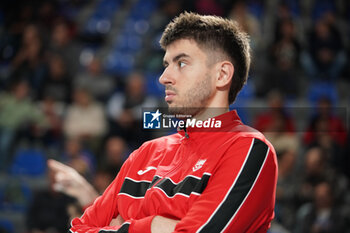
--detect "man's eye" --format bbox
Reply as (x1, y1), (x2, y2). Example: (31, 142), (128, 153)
(179, 61), (186, 68)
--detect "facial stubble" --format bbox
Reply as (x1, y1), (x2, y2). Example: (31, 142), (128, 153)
(168, 73), (213, 117)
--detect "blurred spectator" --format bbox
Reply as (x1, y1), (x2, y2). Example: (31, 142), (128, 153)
(38, 54), (73, 103)
(298, 147), (328, 204)
(0, 80), (47, 171)
(36, 1), (60, 33)
(275, 149), (299, 230)
(91, 136), (129, 195)
(303, 97), (347, 148)
(10, 24), (48, 93)
(98, 136), (129, 177)
(297, 146), (348, 206)
(294, 181), (350, 233)
(273, 3), (300, 37)
(38, 95), (65, 149)
(26, 165), (77, 233)
(150, 0), (182, 31)
(63, 87), (107, 153)
(74, 58), (115, 102)
(260, 92), (299, 230)
(195, 0), (224, 16)
(258, 19), (301, 98)
(253, 91), (297, 151)
(303, 97), (347, 174)
(141, 0), (182, 72)
(301, 14), (346, 81)
(92, 168), (115, 195)
(254, 91), (295, 133)
(49, 20), (81, 76)
(107, 72), (158, 149)
(228, 1), (261, 52)
(61, 137), (95, 181)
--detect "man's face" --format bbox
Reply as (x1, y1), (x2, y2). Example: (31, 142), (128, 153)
(159, 39), (215, 116)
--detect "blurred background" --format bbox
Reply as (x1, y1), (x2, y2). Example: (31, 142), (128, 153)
(0, 0), (349, 232)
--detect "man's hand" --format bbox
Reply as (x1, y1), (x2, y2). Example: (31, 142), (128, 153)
(48, 159), (99, 207)
(151, 216), (179, 233)
(109, 215), (125, 226)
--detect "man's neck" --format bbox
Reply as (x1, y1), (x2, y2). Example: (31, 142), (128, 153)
(193, 107), (229, 121)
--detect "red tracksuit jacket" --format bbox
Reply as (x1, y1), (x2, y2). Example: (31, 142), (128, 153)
(70, 111), (278, 233)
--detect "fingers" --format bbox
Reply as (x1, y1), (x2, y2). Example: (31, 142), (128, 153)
(48, 160), (76, 192)
(151, 216), (179, 233)
(55, 172), (75, 185)
(48, 159), (73, 173)
(109, 215), (125, 226)
(48, 159), (80, 181)
(115, 215), (125, 225)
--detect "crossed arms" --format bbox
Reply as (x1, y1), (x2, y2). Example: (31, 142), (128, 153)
(50, 137), (277, 233)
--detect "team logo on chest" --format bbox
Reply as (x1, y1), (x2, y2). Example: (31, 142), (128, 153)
(192, 159), (207, 172)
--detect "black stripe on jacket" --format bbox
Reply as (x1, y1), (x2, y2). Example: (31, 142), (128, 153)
(198, 138), (269, 233)
(119, 173), (211, 199)
(99, 222), (130, 233)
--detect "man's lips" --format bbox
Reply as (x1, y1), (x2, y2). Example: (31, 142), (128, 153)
(165, 90), (176, 102)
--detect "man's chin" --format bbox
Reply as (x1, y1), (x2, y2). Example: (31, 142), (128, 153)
(168, 105), (186, 115)
(168, 106), (204, 117)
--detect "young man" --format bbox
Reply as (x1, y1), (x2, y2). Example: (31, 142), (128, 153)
(70, 12), (277, 233)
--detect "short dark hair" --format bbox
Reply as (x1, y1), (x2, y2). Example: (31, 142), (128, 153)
(160, 12), (251, 104)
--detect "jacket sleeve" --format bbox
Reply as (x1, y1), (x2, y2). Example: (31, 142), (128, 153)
(70, 149), (156, 233)
(174, 137), (278, 233)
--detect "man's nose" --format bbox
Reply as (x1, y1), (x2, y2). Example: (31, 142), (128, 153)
(159, 67), (175, 86)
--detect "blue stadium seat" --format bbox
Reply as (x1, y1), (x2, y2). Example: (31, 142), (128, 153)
(105, 51), (135, 75)
(145, 73), (164, 96)
(312, 0), (336, 21)
(247, 0), (264, 20)
(129, 0), (157, 20)
(115, 34), (143, 52)
(83, 0), (122, 35)
(230, 80), (255, 123)
(9, 149), (47, 176)
(283, 0), (301, 18)
(103, 0), (158, 76)
(307, 81), (338, 106)
(0, 219), (14, 233)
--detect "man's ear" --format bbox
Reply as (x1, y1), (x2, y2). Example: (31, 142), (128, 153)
(216, 61), (234, 88)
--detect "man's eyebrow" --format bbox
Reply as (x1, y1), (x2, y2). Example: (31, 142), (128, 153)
(173, 53), (190, 62)
(163, 53), (190, 66)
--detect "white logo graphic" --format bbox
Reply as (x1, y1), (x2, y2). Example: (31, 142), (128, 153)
(143, 109), (162, 129)
(192, 159), (207, 172)
(137, 166), (157, 175)
(151, 109), (162, 122)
